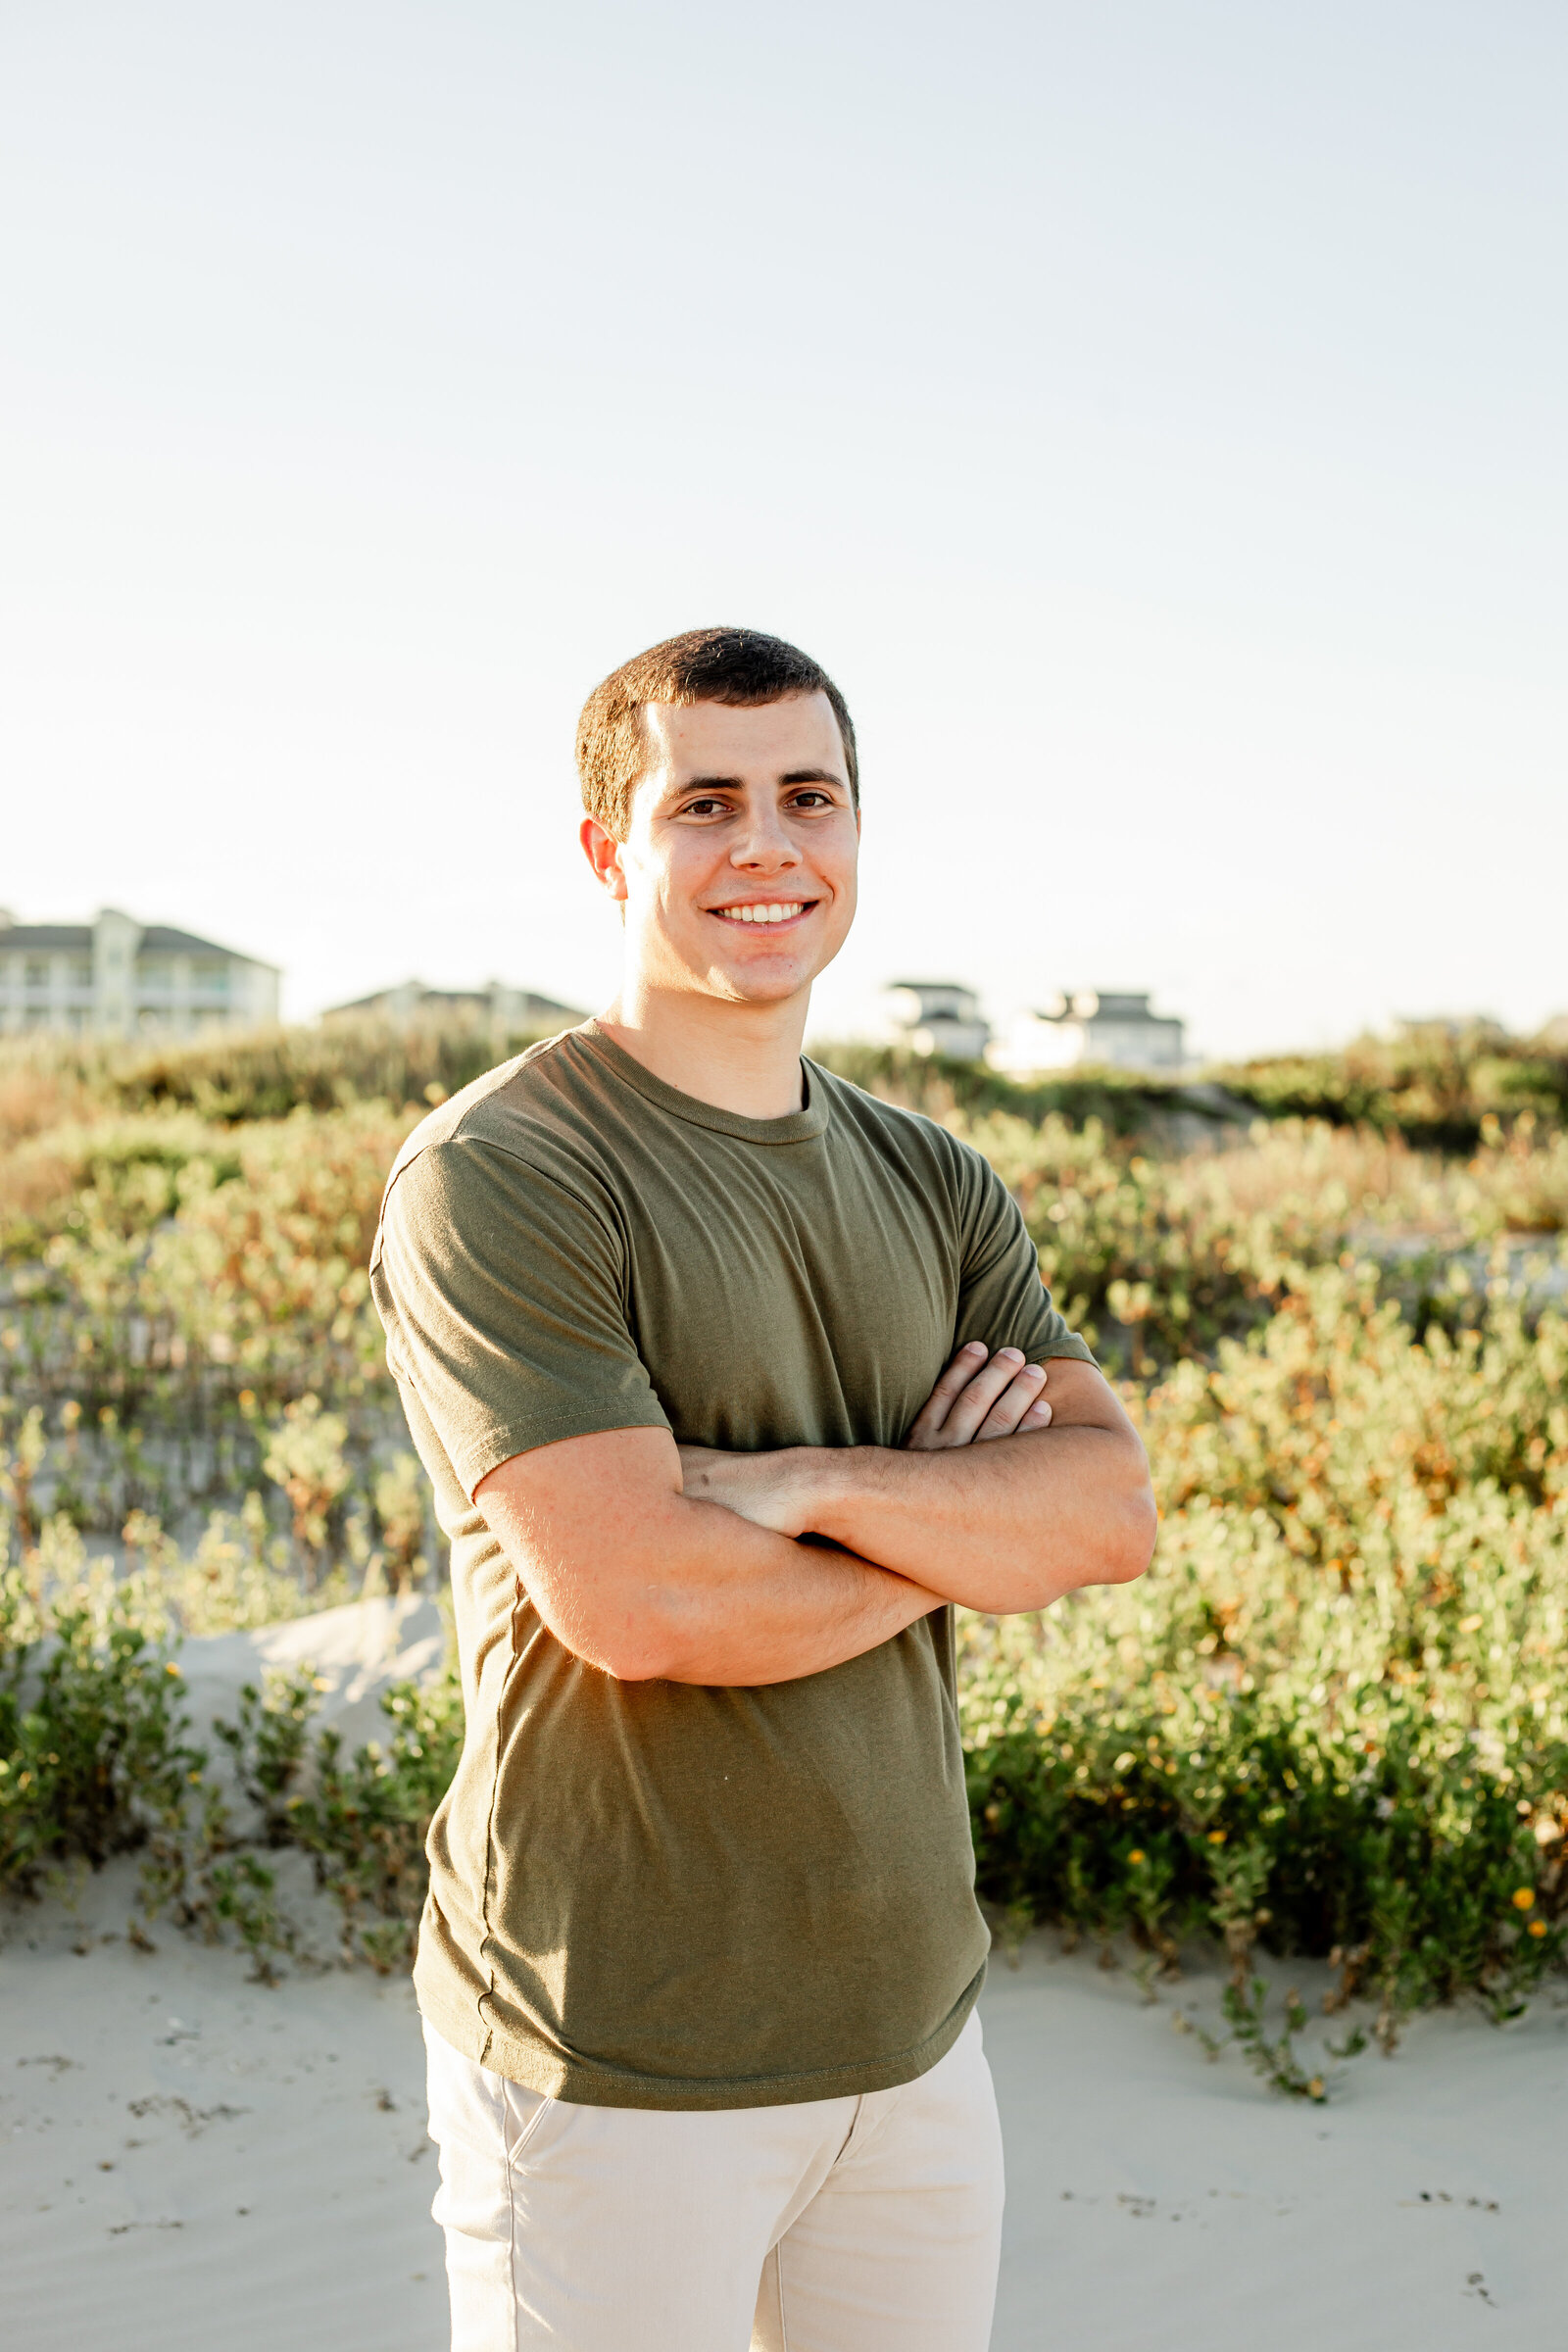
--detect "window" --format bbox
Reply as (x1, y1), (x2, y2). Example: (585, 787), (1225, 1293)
(70, 958), (93, 990)
(24, 958), (49, 989)
(193, 961), (230, 995)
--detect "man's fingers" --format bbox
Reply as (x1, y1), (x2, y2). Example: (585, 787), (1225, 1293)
(925, 1342), (989, 1412)
(905, 1342), (989, 1443)
(937, 1348), (1037, 1445)
(974, 1368), (1051, 1441)
(905, 1344), (1054, 1449)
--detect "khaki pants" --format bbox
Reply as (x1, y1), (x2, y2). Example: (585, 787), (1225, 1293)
(423, 2009), (1004, 2352)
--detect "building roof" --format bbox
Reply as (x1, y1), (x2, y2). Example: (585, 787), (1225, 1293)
(1034, 990), (1181, 1025)
(0, 925), (93, 950)
(327, 985), (480, 1015)
(0, 917), (276, 967)
(139, 925), (275, 961)
(324, 980), (583, 1022)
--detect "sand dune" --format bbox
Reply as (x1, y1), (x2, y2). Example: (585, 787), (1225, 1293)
(173, 1590), (449, 1776)
(3, 1603), (1564, 2351)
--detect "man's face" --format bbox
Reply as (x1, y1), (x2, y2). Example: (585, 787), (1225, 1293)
(581, 692), (860, 1006)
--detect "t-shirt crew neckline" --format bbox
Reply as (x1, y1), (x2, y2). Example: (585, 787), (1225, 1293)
(574, 1019), (830, 1146)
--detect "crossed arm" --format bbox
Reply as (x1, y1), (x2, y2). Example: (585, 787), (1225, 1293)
(473, 1343), (1156, 1688)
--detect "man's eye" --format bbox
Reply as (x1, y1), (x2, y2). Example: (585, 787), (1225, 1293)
(791, 791), (832, 809)
(682, 798), (730, 817)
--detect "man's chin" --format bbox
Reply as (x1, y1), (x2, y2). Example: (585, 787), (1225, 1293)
(703, 958), (816, 1008)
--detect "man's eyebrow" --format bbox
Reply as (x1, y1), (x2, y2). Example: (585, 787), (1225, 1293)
(667, 767), (847, 794)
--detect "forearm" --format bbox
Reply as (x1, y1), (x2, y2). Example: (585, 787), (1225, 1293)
(821, 1428), (1153, 1607)
(780, 1428), (1154, 1611)
(610, 1495), (941, 1684)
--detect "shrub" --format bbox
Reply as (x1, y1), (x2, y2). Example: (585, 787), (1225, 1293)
(0, 1570), (200, 1894)
(1213, 1023), (1568, 1148)
(262, 1396), (353, 1564)
(202, 1659), (464, 1972)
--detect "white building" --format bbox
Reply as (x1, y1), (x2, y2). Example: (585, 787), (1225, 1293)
(883, 981), (991, 1062)
(991, 991), (1187, 1077)
(0, 908), (279, 1037)
(323, 979), (584, 1031)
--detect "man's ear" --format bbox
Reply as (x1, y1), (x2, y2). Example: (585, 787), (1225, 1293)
(580, 815), (628, 902)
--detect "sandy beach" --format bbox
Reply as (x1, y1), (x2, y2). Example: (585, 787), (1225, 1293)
(4, 1606), (1564, 2352)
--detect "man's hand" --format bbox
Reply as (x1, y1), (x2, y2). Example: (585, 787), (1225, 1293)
(904, 1342), (1053, 1448)
(676, 1444), (814, 1538)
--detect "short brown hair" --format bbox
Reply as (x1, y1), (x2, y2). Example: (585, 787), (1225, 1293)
(575, 626), (858, 841)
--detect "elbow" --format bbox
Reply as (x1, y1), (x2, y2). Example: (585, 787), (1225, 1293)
(561, 1588), (702, 1683)
(1004, 1479), (1157, 1613)
(585, 1643), (664, 1685)
(1101, 1480), (1158, 1586)
(567, 1620), (676, 1684)
(525, 1522), (705, 1684)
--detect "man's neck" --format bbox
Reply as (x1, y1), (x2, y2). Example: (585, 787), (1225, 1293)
(598, 981), (809, 1120)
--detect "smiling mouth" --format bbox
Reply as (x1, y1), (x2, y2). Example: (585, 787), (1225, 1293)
(709, 901), (815, 926)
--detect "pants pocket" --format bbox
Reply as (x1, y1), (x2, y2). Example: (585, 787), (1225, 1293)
(502, 2077), (559, 2168)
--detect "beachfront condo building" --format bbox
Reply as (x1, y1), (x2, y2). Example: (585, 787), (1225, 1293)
(0, 908), (280, 1037)
(992, 991), (1188, 1077)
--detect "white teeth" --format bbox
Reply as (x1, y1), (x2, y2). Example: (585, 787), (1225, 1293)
(716, 903), (806, 924)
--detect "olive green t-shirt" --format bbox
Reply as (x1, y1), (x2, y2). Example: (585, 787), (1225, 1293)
(370, 1021), (1093, 2110)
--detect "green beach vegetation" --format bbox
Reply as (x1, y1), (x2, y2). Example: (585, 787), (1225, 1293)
(2, 1016), (1565, 2083)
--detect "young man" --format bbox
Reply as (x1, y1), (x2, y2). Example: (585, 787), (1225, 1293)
(370, 627), (1156, 2352)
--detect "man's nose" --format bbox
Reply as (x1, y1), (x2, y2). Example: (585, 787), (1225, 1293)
(729, 807), (802, 867)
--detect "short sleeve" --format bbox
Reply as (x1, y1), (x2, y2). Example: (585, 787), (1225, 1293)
(370, 1136), (671, 1499)
(951, 1146), (1097, 1368)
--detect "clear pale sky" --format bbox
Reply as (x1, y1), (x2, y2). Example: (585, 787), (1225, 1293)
(2, 2), (1563, 1056)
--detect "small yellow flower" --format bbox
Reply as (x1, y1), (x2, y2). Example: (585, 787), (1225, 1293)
(1207, 1830), (1227, 1846)
(1527, 1920), (1547, 1939)
(1307, 2077), (1325, 2101)
(1512, 1887), (1536, 1911)
(1128, 1849), (1147, 1866)
(165, 1662), (182, 1678)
